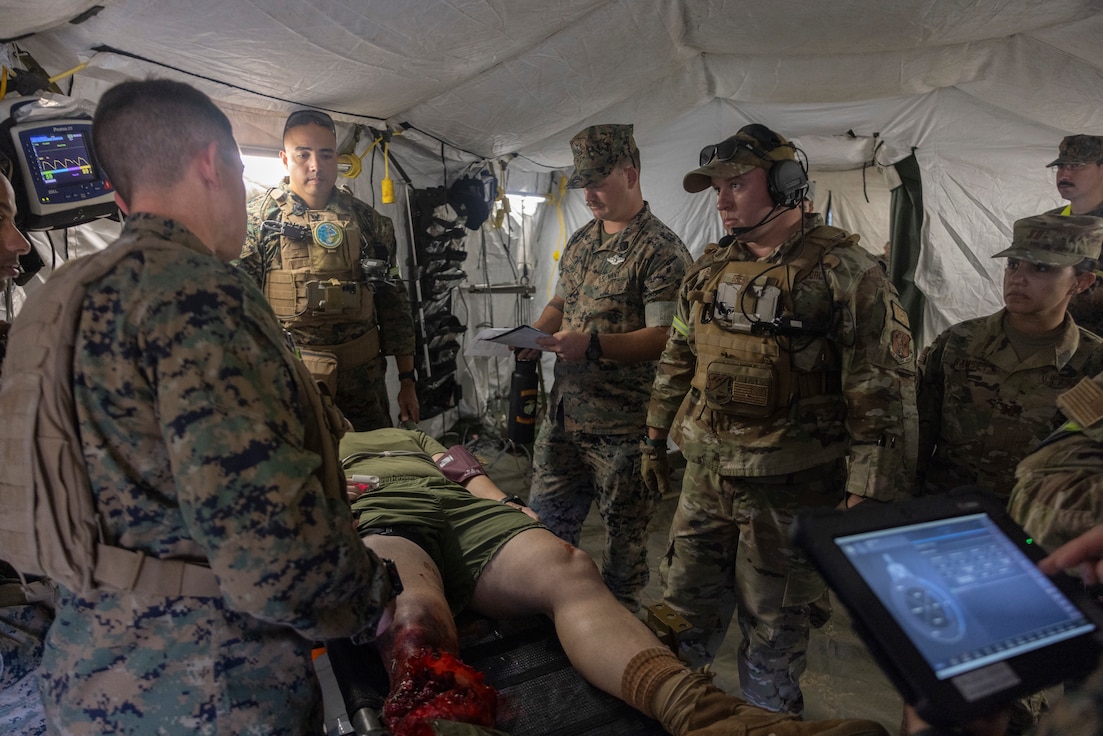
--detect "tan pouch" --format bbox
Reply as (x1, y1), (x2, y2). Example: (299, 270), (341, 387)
(704, 359), (777, 418)
(299, 349), (339, 397)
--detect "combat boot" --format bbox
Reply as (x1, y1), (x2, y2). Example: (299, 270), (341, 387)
(658, 670), (888, 736)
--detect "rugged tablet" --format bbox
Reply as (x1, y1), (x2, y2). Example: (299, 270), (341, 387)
(792, 490), (1103, 727)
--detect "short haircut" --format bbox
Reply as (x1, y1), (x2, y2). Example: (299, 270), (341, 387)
(282, 109), (336, 143)
(92, 79), (237, 205)
(617, 150), (640, 172)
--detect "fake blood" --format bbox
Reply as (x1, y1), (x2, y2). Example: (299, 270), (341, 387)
(383, 647), (498, 736)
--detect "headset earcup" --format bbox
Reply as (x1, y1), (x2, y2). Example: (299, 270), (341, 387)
(767, 159), (809, 207)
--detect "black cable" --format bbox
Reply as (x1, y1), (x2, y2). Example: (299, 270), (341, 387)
(399, 122), (491, 163)
(91, 45), (387, 124)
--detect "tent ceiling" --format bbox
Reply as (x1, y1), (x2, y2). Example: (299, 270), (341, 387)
(7, 0), (1103, 168)
(6, 0), (1103, 345)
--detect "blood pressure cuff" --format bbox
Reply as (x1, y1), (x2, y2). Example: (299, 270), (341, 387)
(435, 445), (487, 485)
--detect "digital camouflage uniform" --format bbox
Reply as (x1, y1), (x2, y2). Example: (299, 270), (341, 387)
(917, 309), (1103, 498)
(646, 212), (917, 714)
(528, 198), (691, 611)
(0, 558), (52, 736)
(238, 180), (416, 430)
(42, 215), (394, 735)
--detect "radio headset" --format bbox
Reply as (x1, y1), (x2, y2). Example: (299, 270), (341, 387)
(737, 123), (810, 209)
(714, 124), (828, 341)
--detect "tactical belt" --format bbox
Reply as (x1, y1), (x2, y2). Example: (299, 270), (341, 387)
(302, 326), (381, 370)
(93, 544), (221, 598)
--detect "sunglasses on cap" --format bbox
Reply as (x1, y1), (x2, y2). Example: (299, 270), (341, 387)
(698, 123), (786, 167)
(284, 109), (336, 135)
(1048, 161), (1103, 172)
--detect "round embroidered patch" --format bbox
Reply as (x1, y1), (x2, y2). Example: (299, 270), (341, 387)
(313, 221), (344, 249)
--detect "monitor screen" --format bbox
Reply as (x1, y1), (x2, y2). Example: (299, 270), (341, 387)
(835, 512), (1095, 680)
(27, 127), (100, 187)
(6, 117), (116, 229)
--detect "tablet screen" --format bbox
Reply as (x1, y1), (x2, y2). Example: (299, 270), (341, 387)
(835, 511), (1095, 681)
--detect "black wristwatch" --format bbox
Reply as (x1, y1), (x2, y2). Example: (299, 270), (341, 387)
(397, 369), (417, 383)
(500, 494), (528, 507)
(585, 331), (603, 362)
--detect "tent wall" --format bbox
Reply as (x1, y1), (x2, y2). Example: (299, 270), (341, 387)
(4, 0), (1103, 430)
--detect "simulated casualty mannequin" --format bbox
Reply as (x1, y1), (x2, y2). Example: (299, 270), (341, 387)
(341, 427), (889, 736)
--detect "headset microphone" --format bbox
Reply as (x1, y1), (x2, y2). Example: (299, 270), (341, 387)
(726, 202), (789, 239)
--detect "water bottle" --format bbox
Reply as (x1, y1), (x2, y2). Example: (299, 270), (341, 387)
(507, 356), (539, 444)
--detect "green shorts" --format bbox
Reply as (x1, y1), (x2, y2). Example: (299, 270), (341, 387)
(352, 476), (544, 613)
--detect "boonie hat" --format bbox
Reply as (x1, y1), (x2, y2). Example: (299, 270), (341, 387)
(566, 124), (638, 189)
(993, 213), (1103, 266)
(683, 123), (796, 194)
(1047, 135), (1103, 167)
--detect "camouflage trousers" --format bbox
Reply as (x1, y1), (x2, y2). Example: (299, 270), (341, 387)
(333, 353), (393, 432)
(660, 460), (840, 715)
(0, 596), (52, 736)
(528, 416), (659, 611)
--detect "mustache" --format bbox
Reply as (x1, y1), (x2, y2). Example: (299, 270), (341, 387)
(1058, 179), (1074, 187)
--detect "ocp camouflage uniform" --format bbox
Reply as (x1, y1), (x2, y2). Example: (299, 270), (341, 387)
(646, 212), (917, 714)
(1046, 203), (1103, 336)
(1009, 371), (1103, 553)
(917, 309), (1103, 498)
(1036, 650), (1103, 736)
(1005, 372), (1103, 735)
(528, 202), (691, 610)
(42, 215), (395, 735)
(238, 180), (416, 430)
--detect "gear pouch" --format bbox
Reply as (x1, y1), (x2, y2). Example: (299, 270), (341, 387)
(704, 359), (777, 418)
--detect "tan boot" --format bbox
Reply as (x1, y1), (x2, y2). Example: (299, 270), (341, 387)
(657, 670), (888, 736)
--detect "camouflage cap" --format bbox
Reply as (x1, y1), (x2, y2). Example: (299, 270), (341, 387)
(992, 213), (1103, 266)
(683, 124), (796, 194)
(566, 124), (638, 189)
(1047, 135), (1103, 167)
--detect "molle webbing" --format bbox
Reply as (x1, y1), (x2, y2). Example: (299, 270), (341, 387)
(263, 191), (377, 331)
(686, 226), (846, 417)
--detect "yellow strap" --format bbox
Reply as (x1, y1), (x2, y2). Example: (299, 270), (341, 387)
(672, 315), (690, 337)
(47, 61), (88, 84)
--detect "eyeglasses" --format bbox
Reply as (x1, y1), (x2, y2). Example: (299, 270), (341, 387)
(284, 109), (336, 136)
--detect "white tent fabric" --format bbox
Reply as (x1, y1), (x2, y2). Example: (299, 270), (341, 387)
(4, 0), (1103, 426)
